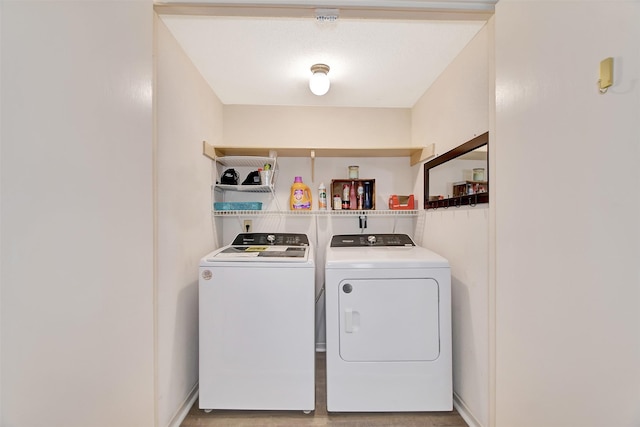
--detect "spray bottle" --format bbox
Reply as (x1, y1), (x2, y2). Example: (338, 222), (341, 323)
(318, 182), (327, 210)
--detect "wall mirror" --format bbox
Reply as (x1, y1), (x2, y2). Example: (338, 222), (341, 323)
(423, 132), (489, 209)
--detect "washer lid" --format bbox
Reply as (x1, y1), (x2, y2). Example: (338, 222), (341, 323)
(201, 232), (312, 263)
(205, 245), (310, 263)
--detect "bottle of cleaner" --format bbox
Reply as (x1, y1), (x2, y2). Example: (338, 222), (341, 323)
(318, 182), (327, 210)
(290, 176), (312, 210)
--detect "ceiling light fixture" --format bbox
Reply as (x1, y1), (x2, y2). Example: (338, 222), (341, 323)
(309, 64), (330, 96)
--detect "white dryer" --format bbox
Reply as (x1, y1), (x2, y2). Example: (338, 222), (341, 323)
(199, 233), (315, 412)
(325, 234), (451, 412)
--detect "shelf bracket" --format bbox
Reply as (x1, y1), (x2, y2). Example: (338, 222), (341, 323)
(410, 143), (436, 166)
(202, 140), (222, 160)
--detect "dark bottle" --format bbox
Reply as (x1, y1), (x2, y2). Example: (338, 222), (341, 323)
(363, 182), (372, 209)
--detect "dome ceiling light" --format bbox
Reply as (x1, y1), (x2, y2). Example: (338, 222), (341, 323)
(309, 63), (330, 96)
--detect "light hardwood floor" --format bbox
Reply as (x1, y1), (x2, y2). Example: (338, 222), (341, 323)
(180, 353), (469, 427)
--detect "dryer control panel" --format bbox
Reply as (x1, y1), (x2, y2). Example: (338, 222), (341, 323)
(330, 234), (415, 247)
(231, 233), (309, 246)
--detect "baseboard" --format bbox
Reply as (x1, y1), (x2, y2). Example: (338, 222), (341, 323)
(167, 382), (199, 427)
(453, 392), (483, 427)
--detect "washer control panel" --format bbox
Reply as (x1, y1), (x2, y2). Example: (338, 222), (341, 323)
(330, 234), (415, 247)
(231, 233), (309, 246)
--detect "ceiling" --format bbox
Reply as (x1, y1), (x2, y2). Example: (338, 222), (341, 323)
(156, 1), (493, 108)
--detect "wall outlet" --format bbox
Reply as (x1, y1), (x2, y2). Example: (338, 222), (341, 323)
(243, 219), (252, 233)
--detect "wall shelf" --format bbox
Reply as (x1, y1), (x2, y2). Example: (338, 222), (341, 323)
(214, 184), (273, 193)
(212, 210), (420, 217)
(206, 144), (427, 219)
(203, 141), (435, 166)
(425, 194), (488, 210)
(212, 154), (279, 209)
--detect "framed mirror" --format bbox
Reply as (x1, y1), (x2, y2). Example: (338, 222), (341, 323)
(423, 132), (489, 209)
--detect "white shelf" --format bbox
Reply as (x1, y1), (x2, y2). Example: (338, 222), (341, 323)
(215, 155), (274, 169)
(207, 149), (424, 218)
(212, 210), (420, 217)
(202, 142), (436, 166)
(214, 184), (274, 193)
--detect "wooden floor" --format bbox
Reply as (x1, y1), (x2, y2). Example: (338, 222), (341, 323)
(180, 352), (468, 427)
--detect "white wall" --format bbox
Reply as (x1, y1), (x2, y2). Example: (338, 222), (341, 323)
(494, 2), (640, 426)
(0, 0), (4, 422)
(1, 1), (155, 426)
(412, 22), (490, 156)
(412, 20), (492, 427)
(155, 16), (223, 427)
(224, 105), (411, 149)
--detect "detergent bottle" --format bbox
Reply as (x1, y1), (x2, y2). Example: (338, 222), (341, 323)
(290, 176), (312, 210)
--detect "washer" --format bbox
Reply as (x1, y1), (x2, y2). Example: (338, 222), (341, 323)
(198, 233), (315, 412)
(325, 233), (452, 412)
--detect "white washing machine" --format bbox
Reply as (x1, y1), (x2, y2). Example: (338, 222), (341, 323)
(198, 233), (315, 412)
(325, 233), (452, 412)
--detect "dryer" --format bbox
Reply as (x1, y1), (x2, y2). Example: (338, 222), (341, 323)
(199, 233), (315, 413)
(325, 234), (451, 412)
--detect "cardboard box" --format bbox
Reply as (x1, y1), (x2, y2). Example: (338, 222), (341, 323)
(330, 179), (375, 210)
(388, 194), (415, 210)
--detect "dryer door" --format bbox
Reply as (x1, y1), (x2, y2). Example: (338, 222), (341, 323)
(338, 277), (440, 362)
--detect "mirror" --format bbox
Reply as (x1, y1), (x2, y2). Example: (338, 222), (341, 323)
(423, 132), (489, 209)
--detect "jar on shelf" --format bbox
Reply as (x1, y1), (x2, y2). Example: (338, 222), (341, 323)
(333, 194), (342, 210)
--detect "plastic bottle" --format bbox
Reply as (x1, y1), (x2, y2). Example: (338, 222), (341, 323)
(318, 182), (327, 210)
(290, 176), (312, 210)
(363, 182), (372, 209)
(349, 181), (357, 210)
(357, 182), (364, 209)
(342, 183), (350, 209)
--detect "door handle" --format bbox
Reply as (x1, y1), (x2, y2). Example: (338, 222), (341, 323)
(344, 309), (360, 333)
(345, 308), (353, 333)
